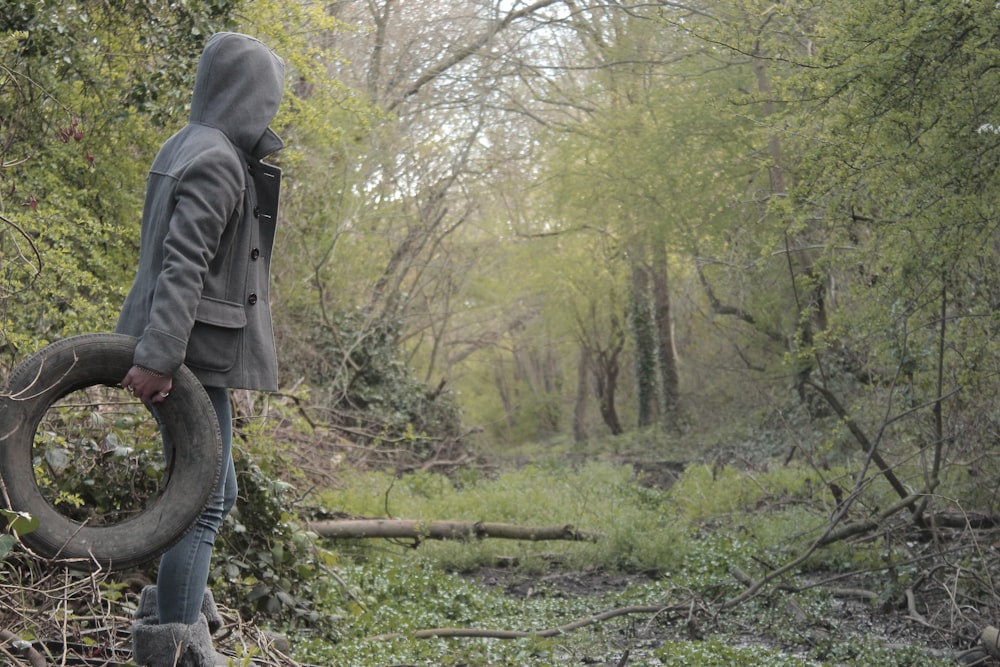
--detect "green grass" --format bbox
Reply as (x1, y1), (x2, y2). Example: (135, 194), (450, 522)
(315, 459), (695, 573)
(314, 458), (901, 574)
(281, 460), (953, 666)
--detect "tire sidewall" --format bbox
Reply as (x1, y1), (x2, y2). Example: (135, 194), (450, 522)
(0, 333), (222, 570)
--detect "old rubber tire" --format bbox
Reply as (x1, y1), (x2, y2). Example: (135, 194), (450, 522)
(0, 333), (221, 570)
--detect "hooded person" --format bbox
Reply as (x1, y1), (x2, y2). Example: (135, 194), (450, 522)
(117, 32), (285, 667)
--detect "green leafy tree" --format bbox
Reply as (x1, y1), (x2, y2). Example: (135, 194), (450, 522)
(779, 0), (1000, 504)
(537, 3), (765, 435)
(0, 0), (241, 364)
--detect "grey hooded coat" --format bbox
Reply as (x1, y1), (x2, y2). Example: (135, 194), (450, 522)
(117, 32), (284, 391)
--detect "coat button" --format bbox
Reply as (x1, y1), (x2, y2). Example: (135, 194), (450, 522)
(247, 293), (258, 305)
(250, 248), (260, 260)
(253, 206), (260, 218)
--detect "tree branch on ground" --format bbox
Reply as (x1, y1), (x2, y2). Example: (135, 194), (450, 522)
(306, 518), (600, 543)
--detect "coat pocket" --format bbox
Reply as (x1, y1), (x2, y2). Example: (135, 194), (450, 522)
(185, 296), (247, 373)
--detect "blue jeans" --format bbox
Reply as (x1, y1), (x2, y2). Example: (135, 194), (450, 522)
(157, 386), (237, 625)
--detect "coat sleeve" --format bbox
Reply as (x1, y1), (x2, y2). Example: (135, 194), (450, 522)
(133, 146), (244, 375)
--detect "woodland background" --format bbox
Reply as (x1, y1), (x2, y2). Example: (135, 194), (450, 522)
(5, 1), (1000, 665)
(7, 0), (1000, 461)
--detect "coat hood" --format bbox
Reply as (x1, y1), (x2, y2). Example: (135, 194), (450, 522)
(189, 32), (285, 158)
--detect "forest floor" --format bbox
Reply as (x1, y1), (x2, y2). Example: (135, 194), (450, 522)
(432, 454), (994, 666)
(3, 449), (998, 666)
(462, 563), (984, 666)
(334, 448), (995, 666)
(3, 561), (982, 667)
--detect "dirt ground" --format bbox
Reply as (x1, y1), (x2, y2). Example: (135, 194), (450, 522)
(465, 564), (993, 666)
(453, 455), (996, 666)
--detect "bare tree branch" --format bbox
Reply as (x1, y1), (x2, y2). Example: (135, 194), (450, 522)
(387, 0), (565, 112)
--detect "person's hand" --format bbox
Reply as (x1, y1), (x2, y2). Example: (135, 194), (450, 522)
(120, 365), (174, 404)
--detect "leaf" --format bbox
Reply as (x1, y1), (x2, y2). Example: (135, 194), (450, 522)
(44, 447), (70, 473)
(0, 534), (18, 560)
(0, 508), (39, 536)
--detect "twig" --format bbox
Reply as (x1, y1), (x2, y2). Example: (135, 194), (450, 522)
(804, 380), (915, 508)
(815, 493), (923, 547)
(0, 629), (47, 667)
(905, 588), (930, 627)
(720, 493), (922, 611)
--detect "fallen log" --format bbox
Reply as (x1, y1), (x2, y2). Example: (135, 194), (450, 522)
(306, 518), (600, 543)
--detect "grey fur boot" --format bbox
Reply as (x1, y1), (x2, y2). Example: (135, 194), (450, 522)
(134, 585), (158, 625)
(131, 586), (228, 666)
(132, 586), (225, 634)
(200, 590), (225, 635)
(131, 614), (219, 667)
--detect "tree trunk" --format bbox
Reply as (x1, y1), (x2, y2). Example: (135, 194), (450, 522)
(593, 343), (623, 436)
(573, 343), (590, 443)
(751, 56), (786, 196)
(578, 302), (626, 437)
(652, 246), (679, 426)
(630, 263), (659, 427)
(493, 356), (515, 438)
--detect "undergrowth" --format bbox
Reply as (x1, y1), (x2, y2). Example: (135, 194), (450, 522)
(313, 458), (896, 577)
(0, 424), (974, 666)
(275, 457), (956, 666)
(314, 460), (694, 574)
